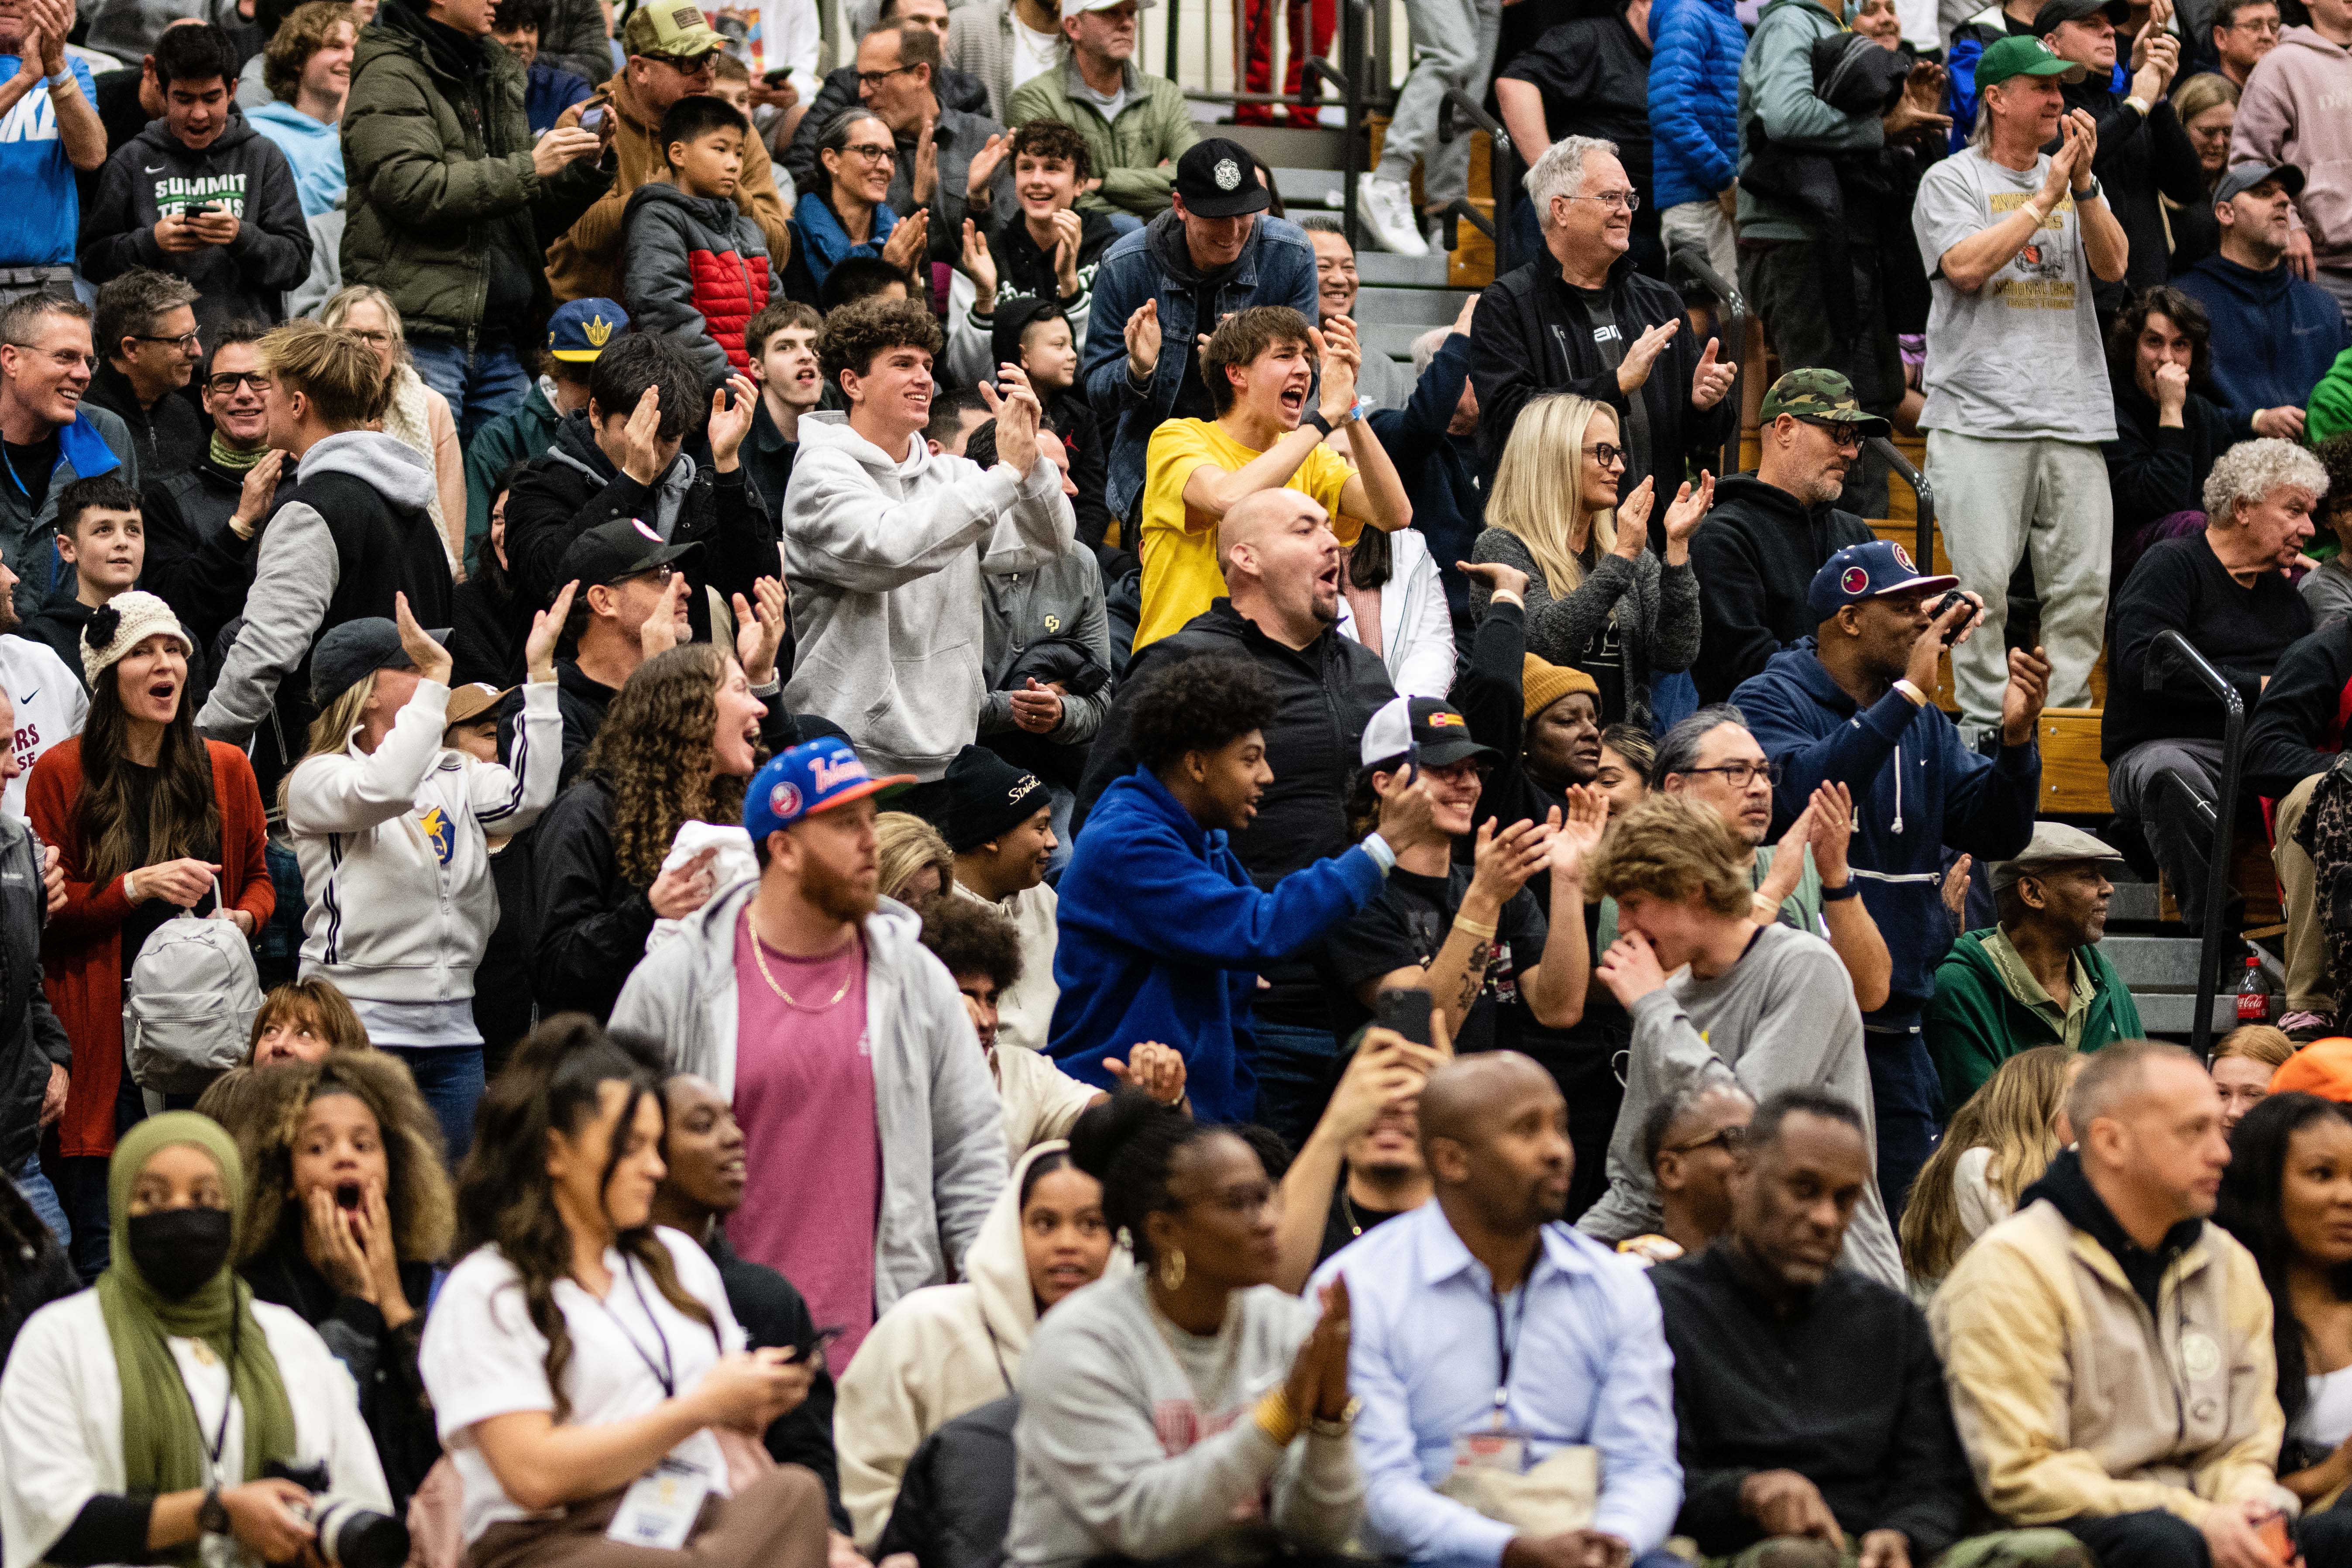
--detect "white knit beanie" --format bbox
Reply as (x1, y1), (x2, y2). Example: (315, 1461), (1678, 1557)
(80, 591), (194, 689)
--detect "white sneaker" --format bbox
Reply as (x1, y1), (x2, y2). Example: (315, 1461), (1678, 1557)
(1357, 175), (1429, 258)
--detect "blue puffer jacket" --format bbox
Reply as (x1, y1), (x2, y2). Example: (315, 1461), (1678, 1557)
(1650, 0), (1745, 211)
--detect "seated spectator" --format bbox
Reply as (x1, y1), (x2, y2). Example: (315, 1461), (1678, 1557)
(1657, 1087), (2094, 1568)
(1576, 794), (1905, 1285)
(1079, 143), (1316, 531)
(1310, 1052), (1681, 1568)
(1294, 216), (1411, 409)
(1135, 305), (1407, 652)
(611, 735), (1008, 1365)
(1278, 1032), (1439, 1272)
(2244, 609), (2352, 1036)
(1051, 651), (1437, 1123)
(1900, 1042), (2082, 1290)
(79, 23), (309, 344)
(1637, 1078), (1754, 1260)
(247, 1), (353, 220)
(419, 1019), (830, 1568)
(784, 298), (1073, 803)
(29, 593), (272, 1276)
(0, 1179), (75, 1371)
(2038, 0), (2199, 306)
(626, 96), (774, 390)
(1932, 1040), (2298, 1568)
(1335, 504), (1457, 703)
(317, 285), (467, 571)
(947, 122), (1121, 380)
(2105, 285), (2259, 573)
(2163, 72), (2238, 273)
(1689, 370), (1880, 705)
(838, 1141), (1119, 1545)
(20, 475), (148, 684)
(1359, 304), (1483, 651)
(248, 977), (370, 1067)
(2177, 163), (2351, 433)
(837, 20), (1008, 276)
(2211, 1021), (2295, 1126)
(1736, 542), (2044, 1207)
(942, 746), (1060, 1056)
(1598, 723), (1654, 815)
(648, 1071), (849, 1527)
(2213, 0), (2280, 84)
(489, 0), (590, 134)
(505, 330), (778, 648)
(1923, 823), (2142, 1116)
(229, 1048), (449, 1507)
(1471, 392), (1708, 731)
(2104, 437), (2323, 930)
(1009, 1092), (1363, 1565)
(1470, 136), (1736, 504)
(1005, 0), (1192, 228)
(743, 299), (821, 527)
(2298, 434), (2352, 625)
(2215, 1091), (2352, 1552)
(461, 299), (623, 572)
(0, 293), (134, 622)
(83, 269), (203, 483)
(0, 1113), (394, 1568)
(970, 310), (1115, 567)
(1492, 0), (1661, 276)
(780, 0), (987, 196)
(140, 323), (291, 655)
(878, 810), (954, 909)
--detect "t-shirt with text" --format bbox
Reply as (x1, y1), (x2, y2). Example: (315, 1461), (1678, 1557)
(1316, 865), (1547, 1057)
(0, 56), (94, 268)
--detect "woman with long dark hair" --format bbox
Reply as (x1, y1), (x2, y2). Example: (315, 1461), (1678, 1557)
(230, 1049), (454, 1507)
(28, 593), (272, 1275)
(418, 1018), (829, 1568)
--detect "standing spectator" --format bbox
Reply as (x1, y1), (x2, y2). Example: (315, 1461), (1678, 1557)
(1493, 0), (1660, 276)
(459, 296), (624, 569)
(0, 293), (134, 621)
(1735, 541), (2046, 1213)
(139, 323), (290, 651)
(1932, 1041), (2296, 1568)
(28, 593), (272, 1274)
(2177, 162), (2352, 430)
(342, 0), (609, 440)
(0, 0), (106, 306)
(83, 269), (203, 485)
(1352, 0), (1499, 258)
(1467, 136), (1737, 509)
(610, 734), (1009, 1366)
(743, 299), (819, 524)
(0, 571), (85, 821)
(1006, 0), (1193, 229)
(946, 122), (1121, 385)
(846, 20), (1009, 270)
(942, 0), (1063, 125)
(1079, 142), (1317, 530)
(1689, 369), (1879, 705)
(1913, 45), (2127, 740)
(943, 744), (1060, 1057)
(79, 24), (309, 345)
(1294, 216), (1412, 409)
(488, 0), (589, 134)
(247, 0), (353, 220)
(1311, 1052), (1685, 1568)
(2231, 0), (2352, 326)
(2039, 0), (2202, 305)
(2165, 72), (2238, 274)
(623, 95), (774, 390)
(2213, 0), (2281, 84)
(0, 684), (66, 1248)
(2104, 437), (2323, 930)
(1923, 823), (2142, 1117)
(2103, 284), (2257, 572)
(1649, 0), (1743, 295)
(318, 286), (470, 577)
(783, 297), (1073, 800)
(781, 0), (983, 186)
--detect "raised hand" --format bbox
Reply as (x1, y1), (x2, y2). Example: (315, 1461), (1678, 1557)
(1613, 476), (1657, 557)
(1595, 929), (1669, 1006)
(1310, 320), (1361, 421)
(1125, 298), (1162, 382)
(1661, 471), (1715, 548)
(1049, 206), (1085, 296)
(1548, 787), (1609, 882)
(2000, 644), (2051, 747)
(1615, 319), (1680, 395)
(532, 126), (602, 176)
(732, 575), (789, 687)
(708, 373), (757, 466)
(1102, 1040), (1189, 1107)
(1942, 854), (1973, 922)
(1458, 559), (1530, 603)
(229, 447), (284, 540)
(1755, 802), (1815, 915)
(620, 384), (665, 484)
(959, 218), (998, 306)
(979, 364), (1044, 473)
(1905, 591), (1979, 694)
(1803, 781), (1857, 887)
(965, 132), (1008, 199)
(1690, 337), (1736, 410)
(394, 589), (452, 686)
(880, 207), (928, 275)
(640, 569), (690, 660)
(910, 116), (939, 204)
(1468, 816), (1556, 908)
(525, 581), (577, 684)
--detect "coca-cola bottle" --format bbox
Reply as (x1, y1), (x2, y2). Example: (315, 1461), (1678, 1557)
(2238, 956), (2273, 1024)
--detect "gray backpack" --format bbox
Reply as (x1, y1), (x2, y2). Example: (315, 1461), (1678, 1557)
(124, 882), (262, 1095)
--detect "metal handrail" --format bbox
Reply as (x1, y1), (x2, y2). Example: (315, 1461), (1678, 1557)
(1668, 245), (1748, 480)
(2148, 628), (2247, 1063)
(1868, 436), (1937, 588)
(1309, 0), (1371, 250)
(1439, 198), (1496, 250)
(1437, 86), (1512, 266)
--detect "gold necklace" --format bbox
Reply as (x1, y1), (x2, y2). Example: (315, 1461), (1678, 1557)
(746, 911), (858, 1011)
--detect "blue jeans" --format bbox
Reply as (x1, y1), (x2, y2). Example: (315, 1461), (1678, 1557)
(407, 338), (530, 442)
(1103, 211), (1145, 237)
(1251, 1020), (1338, 1148)
(1866, 1023), (1941, 1222)
(383, 1045), (485, 1166)
(13, 1155), (67, 1250)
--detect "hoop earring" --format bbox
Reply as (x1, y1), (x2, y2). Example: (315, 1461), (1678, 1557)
(1157, 1248), (1186, 1292)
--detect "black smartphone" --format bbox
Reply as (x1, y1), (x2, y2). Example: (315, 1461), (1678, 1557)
(1376, 986), (1433, 1047)
(762, 66), (793, 86)
(181, 201), (220, 217)
(1932, 587), (1973, 646)
(793, 1324), (845, 1361)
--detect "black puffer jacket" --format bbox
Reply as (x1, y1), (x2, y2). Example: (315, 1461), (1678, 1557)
(874, 1395), (1018, 1568)
(0, 813), (69, 1178)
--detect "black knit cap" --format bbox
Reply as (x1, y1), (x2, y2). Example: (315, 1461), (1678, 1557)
(942, 744), (1050, 852)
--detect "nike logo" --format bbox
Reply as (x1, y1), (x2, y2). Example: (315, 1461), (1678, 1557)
(143, 164), (164, 173)
(17, 690), (34, 704)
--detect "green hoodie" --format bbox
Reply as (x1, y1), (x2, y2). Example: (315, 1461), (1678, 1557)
(1735, 0), (1888, 240)
(1923, 926), (2143, 1117)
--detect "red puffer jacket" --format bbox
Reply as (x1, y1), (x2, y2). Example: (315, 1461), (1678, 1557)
(621, 180), (775, 387)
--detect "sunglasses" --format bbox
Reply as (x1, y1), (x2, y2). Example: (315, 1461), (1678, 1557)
(1665, 1124), (1748, 1156)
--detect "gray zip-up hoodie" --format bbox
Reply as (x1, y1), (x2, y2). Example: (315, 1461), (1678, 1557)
(782, 411), (1077, 781)
(609, 876), (1008, 1314)
(1576, 921), (1905, 1288)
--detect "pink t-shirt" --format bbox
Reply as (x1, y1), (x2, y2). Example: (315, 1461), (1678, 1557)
(725, 911), (882, 1364)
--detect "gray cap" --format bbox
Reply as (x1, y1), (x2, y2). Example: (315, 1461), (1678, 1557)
(309, 617), (448, 709)
(2214, 162), (2307, 208)
(1990, 822), (2127, 891)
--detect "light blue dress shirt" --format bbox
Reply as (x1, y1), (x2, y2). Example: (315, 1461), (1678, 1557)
(1309, 1201), (1682, 1568)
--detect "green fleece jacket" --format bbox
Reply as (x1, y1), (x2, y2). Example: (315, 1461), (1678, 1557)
(1735, 0), (1888, 241)
(1008, 59), (1197, 219)
(1924, 927), (2143, 1117)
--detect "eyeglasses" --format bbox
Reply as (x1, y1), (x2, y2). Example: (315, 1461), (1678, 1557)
(855, 63), (917, 88)
(842, 141), (897, 162)
(1583, 441), (1626, 469)
(5, 344), (96, 372)
(206, 371), (266, 394)
(134, 331), (203, 353)
(2222, 15), (2281, 31)
(344, 328), (393, 347)
(1565, 189), (1640, 213)
(1666, 1124), (1748, 1156)
(643, 49), (717, 74)
(621, 562), (683, 588)
(1676, 759), (1783, 790)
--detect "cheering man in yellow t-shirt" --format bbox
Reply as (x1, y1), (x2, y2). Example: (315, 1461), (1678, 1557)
(1132, 305), (1412, 650)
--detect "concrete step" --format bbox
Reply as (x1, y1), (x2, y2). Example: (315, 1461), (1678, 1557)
(1353, 286), (1474, 325)
(1272, 167), (1349, 212)
(2134, 992), (2258, 1035)
(1216, 124), (1347, 170)
(1358, 251), (1454, 287)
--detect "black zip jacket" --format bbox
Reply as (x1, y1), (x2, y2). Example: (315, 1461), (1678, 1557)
(2245, 617), (2352, 800)
(1368, 331), (1484, 637)
(781, 62), (990, 192)
(0, 813), (67, 1178)
(450, 559), (535, 689)
(1689, 473), (1875, 704)
(875, 1395), (1018, 1568)
(81, 362), (204, 481)
(2103, 380), (2255, 541)
(706, 1232), (848, 1531)
(142, 449), (292, 657)
(2056, 76), (2206, 310)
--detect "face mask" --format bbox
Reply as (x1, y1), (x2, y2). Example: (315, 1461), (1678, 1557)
(126, 1205), (234, 1300)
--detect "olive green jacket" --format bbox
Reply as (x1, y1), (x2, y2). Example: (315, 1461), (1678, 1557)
(340, 0), (612, 344)
(1007, 58), (1197, 219)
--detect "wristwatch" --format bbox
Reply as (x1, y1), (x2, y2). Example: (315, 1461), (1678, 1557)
(1309, 1398), (1364, 1437)
(1300, 407), (1334, 436)
(198, 1488), (229, 1537)
(2073, 176), (2103, 204)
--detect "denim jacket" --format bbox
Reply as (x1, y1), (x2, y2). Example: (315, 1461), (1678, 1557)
(1080, 209), (1319, 521)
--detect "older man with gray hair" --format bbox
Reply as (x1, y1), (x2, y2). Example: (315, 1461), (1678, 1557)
(2104, 436), (2327, 931)
(1467, 134), (1737, 510)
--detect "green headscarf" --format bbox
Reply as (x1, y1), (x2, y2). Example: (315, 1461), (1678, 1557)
(96, 1113), (298, 1541)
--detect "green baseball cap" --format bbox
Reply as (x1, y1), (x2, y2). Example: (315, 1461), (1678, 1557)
(622, 0), (725, 58)
(1976, 34), (2088, 89)
(1759, 368), (1892, 438)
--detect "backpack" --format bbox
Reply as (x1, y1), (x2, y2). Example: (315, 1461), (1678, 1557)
(124, 882), (262, 1094)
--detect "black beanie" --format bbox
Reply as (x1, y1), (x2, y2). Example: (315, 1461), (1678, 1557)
(943, 744), (1050, 852)
(990, 297), (1069, 385)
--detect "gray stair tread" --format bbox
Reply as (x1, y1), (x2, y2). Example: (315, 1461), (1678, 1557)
(1212, 124), (1345, 167)
(1271, 168), (1348, 208)
(2131, 994), (2251, 1032)
(2107, 882), (2163, 921)
(1357, 251), (1453, 286)
(1353, 287), (1474, 324)
(2100, 935), (2215, 987)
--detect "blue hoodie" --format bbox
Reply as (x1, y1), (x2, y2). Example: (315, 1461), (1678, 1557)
(2175, 252), (2352, 428)
(1730, 640), (2040, 1025)
(1049, 766), (1388, 1122)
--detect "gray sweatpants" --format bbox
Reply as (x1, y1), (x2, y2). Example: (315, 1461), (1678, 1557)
(1925, 429), (2112, 732)
(1374, 0), (1501, 206)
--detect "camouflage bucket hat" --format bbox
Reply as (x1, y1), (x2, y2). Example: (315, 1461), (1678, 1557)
(1760, 367), (1892, 439)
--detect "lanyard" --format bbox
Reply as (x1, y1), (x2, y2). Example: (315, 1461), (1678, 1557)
(598, 1257), (679, 1399)
(167, 1303), (240, 1484)
(1489, 1281), (1524, 1430)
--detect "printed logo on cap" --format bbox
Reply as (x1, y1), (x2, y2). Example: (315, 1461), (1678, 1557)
(1842, 566), (1869, 595)
(632, 519), (661, 542)
(668, 3), (706, 24)
(1214, 158), (1241, 191)
(585, 314), (614, 347)
(1427, 712), (1466, 729)
(1894, 544), (1917, 572)
(811, 751), (868, 791)
(769, 781), (803, 819)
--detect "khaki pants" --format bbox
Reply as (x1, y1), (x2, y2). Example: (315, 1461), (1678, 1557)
(1707, 1528), (2092, 1567)
(469, 1465), (830, 1568)
(2276, 770), (2335, 1017)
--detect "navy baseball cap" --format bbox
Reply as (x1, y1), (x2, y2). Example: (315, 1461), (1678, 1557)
(744, 736), (915, 842)
(1806, 540), (1959, 621)
(548, 298), (628, 363)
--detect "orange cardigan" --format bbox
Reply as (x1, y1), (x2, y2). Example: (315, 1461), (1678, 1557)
(26, 738), (273, 1159)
